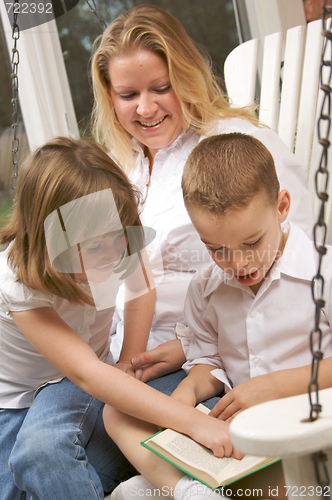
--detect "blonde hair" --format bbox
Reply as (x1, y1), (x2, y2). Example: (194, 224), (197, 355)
(91, 4), (259, 170)
(182, 133), (279, 214)
(0, 137), (141, 305)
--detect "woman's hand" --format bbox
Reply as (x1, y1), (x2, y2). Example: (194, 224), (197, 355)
(131, 339), (186, 382)
(209, 373), (280, 422)
(114, 361), (137, 378)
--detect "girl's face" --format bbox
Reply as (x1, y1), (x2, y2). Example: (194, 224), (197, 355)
(74, 230), (128, 283)
(109, 49), (184, 163)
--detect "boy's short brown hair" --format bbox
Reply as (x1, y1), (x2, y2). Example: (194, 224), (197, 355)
(182, 133), (280, 214)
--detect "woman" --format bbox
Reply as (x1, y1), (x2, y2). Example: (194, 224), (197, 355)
(91, 3), (314, 365)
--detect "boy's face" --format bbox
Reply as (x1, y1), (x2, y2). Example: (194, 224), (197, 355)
(189, 190), (290, 293)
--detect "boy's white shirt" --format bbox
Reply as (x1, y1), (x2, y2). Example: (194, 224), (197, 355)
(176, 221), (332, 391)
(111, 118), (316, 361)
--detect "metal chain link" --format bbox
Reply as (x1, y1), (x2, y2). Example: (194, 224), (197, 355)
(85, 0), (107, 32)
(10, 0), (20, 209)
(309, 1), (332, 422)
(309, 1), (332, 495)
(313, 452), (331, 499)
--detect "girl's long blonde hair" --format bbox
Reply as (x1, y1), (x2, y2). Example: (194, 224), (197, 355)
(91, 4), (259, 170)
(0, 137), (141, 305)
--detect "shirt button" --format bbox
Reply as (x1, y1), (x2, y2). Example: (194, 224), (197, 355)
(249, 309), (257, 318)
(78, 325), (88, 334)
(86, 309), (94, 316)
(252, 357), (260, 366)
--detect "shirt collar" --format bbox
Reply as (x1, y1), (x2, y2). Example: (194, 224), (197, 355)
(272, 221), (316, 281)
(131, 128), (188, 157)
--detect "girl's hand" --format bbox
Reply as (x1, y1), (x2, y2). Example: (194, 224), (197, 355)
(191, 413), (244, 459)
(209, 374), (279, 422)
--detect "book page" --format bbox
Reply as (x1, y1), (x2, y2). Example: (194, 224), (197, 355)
(150, 430), (239, 480)
(225, 455), (266, 478)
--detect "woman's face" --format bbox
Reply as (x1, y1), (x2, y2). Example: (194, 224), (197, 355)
(108, 49), (184, 162)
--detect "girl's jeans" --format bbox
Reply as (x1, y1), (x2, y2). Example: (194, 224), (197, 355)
(0, 371), (220, 500)
(0, 377), (135, 500)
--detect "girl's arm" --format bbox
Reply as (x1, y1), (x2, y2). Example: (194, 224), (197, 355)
(117, 248), (156, 374)
(116, 288), (156, 375)
(11, 307), (241, 458)
(209, 358), (332, 422)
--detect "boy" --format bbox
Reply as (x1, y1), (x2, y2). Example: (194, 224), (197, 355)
(106, 133), (332, 500)
(172, 132), (332, 419)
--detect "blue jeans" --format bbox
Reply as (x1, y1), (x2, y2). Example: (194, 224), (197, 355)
(0, 378), (135, 500)
(0, 371), (222, 499)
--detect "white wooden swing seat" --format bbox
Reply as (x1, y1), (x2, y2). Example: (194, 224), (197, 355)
(224, 20), (332, 499)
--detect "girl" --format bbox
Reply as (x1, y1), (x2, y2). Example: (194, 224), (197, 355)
(0, 137), (237, 500)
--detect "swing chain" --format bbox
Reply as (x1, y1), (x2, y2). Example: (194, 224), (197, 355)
(313, 452), (331, 499)
(10, 0), (20, 208)
(309, 0), (332, 422)
(85, 0), (107, 33)
(309, 1), (332, 494)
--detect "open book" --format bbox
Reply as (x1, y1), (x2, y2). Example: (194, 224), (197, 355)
(141, 404), (279, 490)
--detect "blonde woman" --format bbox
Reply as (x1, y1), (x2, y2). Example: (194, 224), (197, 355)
(91, 4), (314, 377)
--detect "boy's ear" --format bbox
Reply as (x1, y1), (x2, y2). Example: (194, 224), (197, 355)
(277, 189), (291, 223)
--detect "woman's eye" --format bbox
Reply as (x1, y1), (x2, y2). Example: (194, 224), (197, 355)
(119, 92), (137, 100)
(155, 84), (171, 94)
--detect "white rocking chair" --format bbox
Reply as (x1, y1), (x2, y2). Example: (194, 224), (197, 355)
(224, 20), (332, 499)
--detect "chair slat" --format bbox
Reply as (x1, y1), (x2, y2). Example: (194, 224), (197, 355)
(224, 39), (259, 107)
(295, 20), (323, 168)
(259, 31), (283, 131)
(278, 25), (306, 151)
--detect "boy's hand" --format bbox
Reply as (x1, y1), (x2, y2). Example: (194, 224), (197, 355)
(209, 374), (279, 421)
(131, 339), (186, 382)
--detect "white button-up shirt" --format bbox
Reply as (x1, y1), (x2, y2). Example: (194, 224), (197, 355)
(177, 222), (332, 391)
(111, 118), (315, 359)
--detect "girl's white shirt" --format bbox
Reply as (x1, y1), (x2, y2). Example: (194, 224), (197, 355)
(0, 245), (115, 409)
(110, 117), (315, 360)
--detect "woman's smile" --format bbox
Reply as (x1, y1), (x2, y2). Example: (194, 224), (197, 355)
(109, 49), (184, 163)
